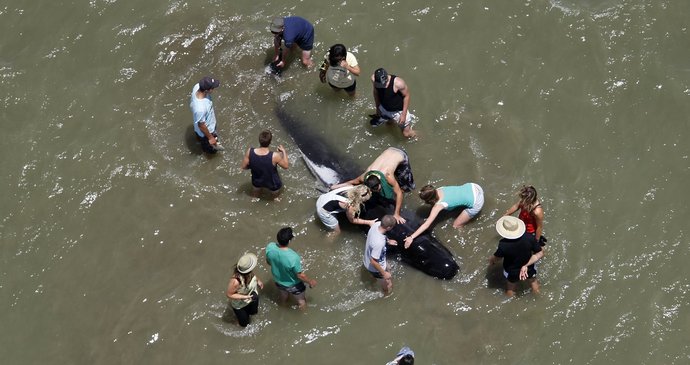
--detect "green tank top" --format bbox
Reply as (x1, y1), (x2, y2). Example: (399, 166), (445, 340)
(364, 170), (394, 200)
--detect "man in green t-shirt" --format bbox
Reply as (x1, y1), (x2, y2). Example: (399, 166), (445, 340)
(265, 227), (317, 310)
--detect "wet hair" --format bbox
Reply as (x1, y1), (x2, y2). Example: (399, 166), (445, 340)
(398, 354), (414, 365)
(381, 215), (396, 229)
(346, 185), (371, 217)
(419, 184), (439, 205)
(364, 175), (382, 191)
(259, 130), (272, 147)
(276, 227), (294, 246)
(518, 185), (539, 212)
(328, 44), (347, 67)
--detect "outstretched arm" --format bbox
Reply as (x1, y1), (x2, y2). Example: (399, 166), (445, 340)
(386, 173), (406, 224)
(504, 202), (520, 216)
(403, 204), (443, 248)
(330, 174), (364, 190)
(345, 205), (376, 227)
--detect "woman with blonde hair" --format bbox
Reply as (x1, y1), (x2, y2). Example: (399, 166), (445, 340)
(226, 253), (264, 327)
(504, 185), (546, 245)
(316, 185), (376, 233)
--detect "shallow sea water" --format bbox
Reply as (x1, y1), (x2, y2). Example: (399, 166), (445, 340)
(1, 0), (689, 364)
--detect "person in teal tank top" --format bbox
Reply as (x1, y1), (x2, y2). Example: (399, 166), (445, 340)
(403, 183), (485, 248)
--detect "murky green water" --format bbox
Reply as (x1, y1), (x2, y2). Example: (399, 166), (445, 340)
(1, 0), (689, 364)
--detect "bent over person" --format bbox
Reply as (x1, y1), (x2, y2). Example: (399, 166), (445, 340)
(331, 147), (414, 224)
(270, 16), (314, 68)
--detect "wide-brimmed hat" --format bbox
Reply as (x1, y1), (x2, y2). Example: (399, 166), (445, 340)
(495, 216), (526, 239)
(237, 253), (258, 274)
(270, 17), (284, 33)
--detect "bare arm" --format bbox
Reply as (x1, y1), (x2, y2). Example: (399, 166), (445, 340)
(488, 255), (501, 265)
(330, 174), (364, 190)
(504, 202), (520, 216)
(296, 272), (317, 288)
(241, 148), (251, 169)
(345, 204), (376, 226)
(371, 74), (381, 112)
(341, 59), (360, 76)
(369, 258), (391, 280)
(533, 206), (544, 241)
(386, 173), (406, 224)
(396, 78), (410, 123)
(519, 250), (544, 280)
(198, 122), (217, 145)
(403, 204), (444, 248)
(274, 145), (289, 169)
(226, 278), (253, 301)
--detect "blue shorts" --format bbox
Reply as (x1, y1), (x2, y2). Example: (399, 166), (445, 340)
(276, 281), (306, 295)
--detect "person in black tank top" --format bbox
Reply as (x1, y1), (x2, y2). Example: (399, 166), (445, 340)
(241, 130), (289, 200)
(371, 68), (417, 138)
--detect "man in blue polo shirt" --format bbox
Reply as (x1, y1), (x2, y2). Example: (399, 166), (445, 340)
(270, 16), (314, 69)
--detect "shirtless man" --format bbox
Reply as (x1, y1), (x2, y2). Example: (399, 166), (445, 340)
(330, 147), (414, 224)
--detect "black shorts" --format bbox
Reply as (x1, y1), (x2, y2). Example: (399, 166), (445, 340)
(276, 281), (306, 295)
(198, 132), (218, 154)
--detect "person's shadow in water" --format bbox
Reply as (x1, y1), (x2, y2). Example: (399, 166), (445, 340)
(485, 261), (506, 290)
(184, 125), (203, 155)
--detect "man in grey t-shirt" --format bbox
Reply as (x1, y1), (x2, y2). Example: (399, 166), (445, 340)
(363, 215), (397, 296)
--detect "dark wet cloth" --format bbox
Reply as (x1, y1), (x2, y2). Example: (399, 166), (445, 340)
(249, 148), (282, 191)
(393, 150), (415, 192)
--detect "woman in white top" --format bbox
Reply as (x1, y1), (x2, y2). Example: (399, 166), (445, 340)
(319, 44), (360, 96)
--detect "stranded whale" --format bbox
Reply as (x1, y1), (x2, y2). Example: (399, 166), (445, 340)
(276, 108), (459, 280)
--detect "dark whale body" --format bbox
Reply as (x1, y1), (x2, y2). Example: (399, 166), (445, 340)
(277, 108), (459, 280)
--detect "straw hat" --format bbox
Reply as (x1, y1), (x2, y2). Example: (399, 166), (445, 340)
(237, 253), (258, 274)
(495, 216), (526, 239)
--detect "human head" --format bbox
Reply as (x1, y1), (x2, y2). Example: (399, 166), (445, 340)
(276, 227), (294, 246)
(259, 130), (272, 147)
(495, 215), (526, 239)
(237, 253), (258, 274)
(198, 76), (220, 92)
(381, 215), (396, 230)
(398, 354), (414, 365)
(419, 184), (439, 205)
(518, 185), (538, 210)
(270, 17), (284, 34)
(346, 185), (371, 216)
(328, 44), (347, 66)
(374, 68), (388, 88)
(364, 174), (382, 192)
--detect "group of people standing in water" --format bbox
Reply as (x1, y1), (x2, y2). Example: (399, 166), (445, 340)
(189, 15), (548, 336)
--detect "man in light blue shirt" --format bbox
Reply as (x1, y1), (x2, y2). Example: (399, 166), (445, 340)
(190, 76), (220, 154)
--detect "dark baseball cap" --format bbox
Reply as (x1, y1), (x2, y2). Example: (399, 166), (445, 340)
(198, 76), (220, 91)
(374, 68), (388, 88)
